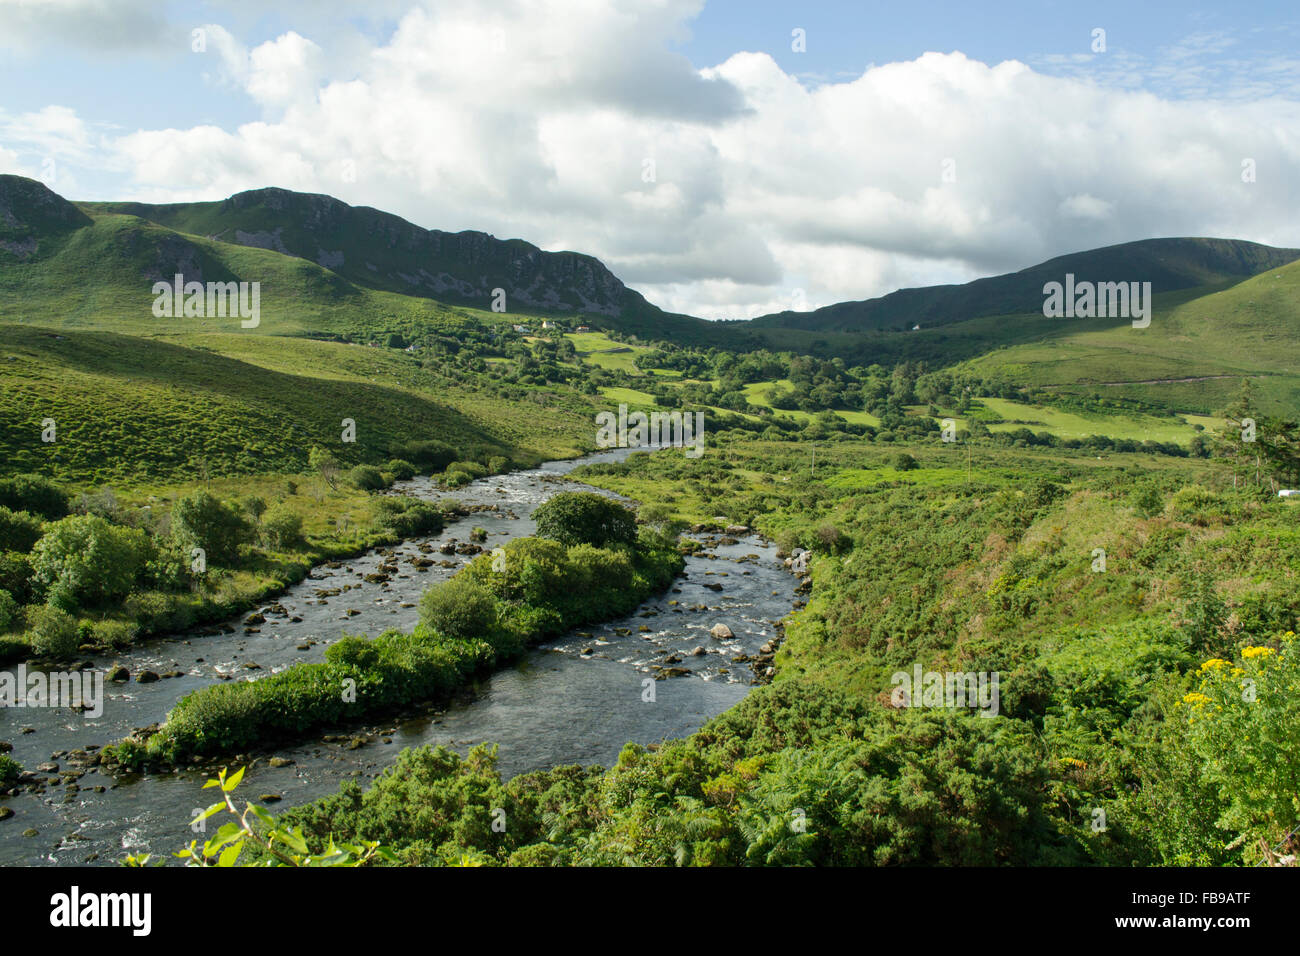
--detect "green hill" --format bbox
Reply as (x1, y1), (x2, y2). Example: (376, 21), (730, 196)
(0, 324), (595, 483)
(749, 237), (1300, 333)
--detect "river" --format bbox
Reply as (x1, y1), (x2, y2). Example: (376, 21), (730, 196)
(0, 447), (795, 866)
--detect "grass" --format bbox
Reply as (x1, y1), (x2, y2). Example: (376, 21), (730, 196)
(976, 398), (1203, 445)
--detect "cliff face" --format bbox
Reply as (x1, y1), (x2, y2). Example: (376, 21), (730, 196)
(0, 175), (92, 259)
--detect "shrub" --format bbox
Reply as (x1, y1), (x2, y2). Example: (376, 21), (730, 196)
(443, 470), (474, 488)
(892, 453), (919, 472)
(0, 588), (17, 631)
(0, 474), (69, 520)
(31, 514), (152, 610)
(0, 551), (33, 605)
(0, 754), (21, 786)
(533, 492), (637, 549)
(447, 461), (488, 479)
(394, 440), (457, 473)
(27, 605), (79, 659)
(170, 491), (252, 566)
(0, 507), (43, 552)
(262, 505), (305, 550)
(93, 619), (140, 649)
(349, 465), (387, 492)
(372, 498), (444, 537)
(325, 635), (380, 669)
(419, 576), (498, 641)
(240, 495), (268, 522)
(386, 459), (417, 482)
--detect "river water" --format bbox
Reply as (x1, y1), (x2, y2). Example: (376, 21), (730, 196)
(0, 448), (795, 866)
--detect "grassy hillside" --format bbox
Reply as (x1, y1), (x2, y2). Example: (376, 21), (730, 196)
(955, 258), (1300, 415)
(0, 325), (594, 482)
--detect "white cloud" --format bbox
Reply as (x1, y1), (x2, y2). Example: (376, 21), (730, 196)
(21, 1), (1300, 319)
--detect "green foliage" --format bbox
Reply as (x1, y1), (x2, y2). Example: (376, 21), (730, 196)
(385, 459), (416, 481)
(0, 754), (21, 786)
(261, 505), (305, 550)
(371, 498), (444, 538)
(0, 588), (17, 631)
(0, 474), (69, 520)
(27, 604), (79, 658)
(31, 513), (150, 610)
(348, 464), (387, 491)
(125, 765), (395, 868)
(419, 576), (498, 641)
(170, 491), (252, 566)
(0, 507), (43, 553)
(533, 492), (637, 549)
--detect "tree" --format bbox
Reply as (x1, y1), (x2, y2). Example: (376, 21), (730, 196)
(31, 514), (150, 610)
(533, 492), (637, 549)
(309, 446), (342, 491)
(170, 491), (252, 567)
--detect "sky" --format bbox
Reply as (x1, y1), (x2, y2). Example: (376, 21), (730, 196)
(2, 0), (1299, 319)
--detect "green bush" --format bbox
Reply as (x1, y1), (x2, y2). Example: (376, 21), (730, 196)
(0, 474), (69, 520)
(170, 491), (252, 566)
(27, 605), (79, 659)
(533, 492), (637, 549)
(372, 498), (445, 537)
(349, 465), (387, 491)
(262, 505), (305, 550)
(31, 514), (151, 611)
(0, 507), (43, 553)
(386, 459), (417, 482)
(0, 551), (33, 605)
(443, 470), (474, 488)
(92, 619), (140, 649)
(0, 754), (21, 786)
(394, 440), (457, 473)
(419, 576), (498, 641)
(325, 635), (380, 669)
(447, 461), (488, 479)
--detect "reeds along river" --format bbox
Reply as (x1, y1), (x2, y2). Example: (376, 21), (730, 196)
(0, 447), (797, 866)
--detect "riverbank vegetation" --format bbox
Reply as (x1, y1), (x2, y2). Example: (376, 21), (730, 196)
(254, 434), (1299, 866)
(107, 494), (683, 767)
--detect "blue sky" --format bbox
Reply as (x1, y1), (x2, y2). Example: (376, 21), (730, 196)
(3, 0), (1299, 318)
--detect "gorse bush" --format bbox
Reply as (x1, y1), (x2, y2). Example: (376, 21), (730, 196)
(386, 459), (417, 482)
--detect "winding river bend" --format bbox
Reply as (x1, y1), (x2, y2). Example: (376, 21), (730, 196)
(0, 448), (796, 866)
